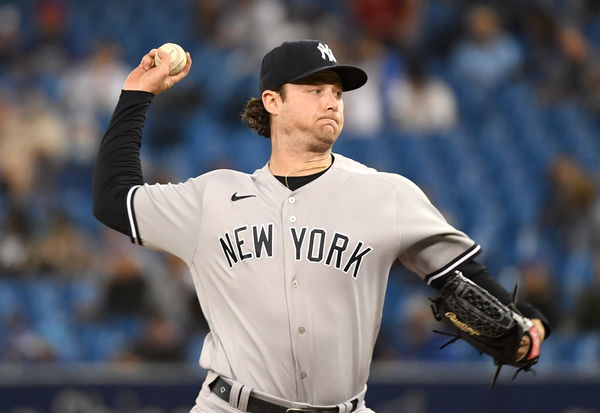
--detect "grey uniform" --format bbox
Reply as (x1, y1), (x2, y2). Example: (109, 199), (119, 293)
(126, 153), (479, 407)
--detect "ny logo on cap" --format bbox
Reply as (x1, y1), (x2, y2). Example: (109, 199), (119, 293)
(317, 42), (337, 63)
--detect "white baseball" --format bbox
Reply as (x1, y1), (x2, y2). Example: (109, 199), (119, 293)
(155, 43), (187, 75)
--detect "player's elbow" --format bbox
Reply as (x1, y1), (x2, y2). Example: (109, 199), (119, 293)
(92, 197), (109, 226)
(92, 200), (131, 236)
(92, 182), (111, 225)
(92, 185), (131, 236)
(92, 194), (114, 229)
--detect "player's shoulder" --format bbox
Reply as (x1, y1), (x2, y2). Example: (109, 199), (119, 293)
(333, 153), (422, 192)
(188, 168), (254, 188)
(200, 168), (253, 181)
(149, 169), (252, 195)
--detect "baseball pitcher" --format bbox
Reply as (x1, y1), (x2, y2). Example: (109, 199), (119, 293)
(93, 40), (549, 413)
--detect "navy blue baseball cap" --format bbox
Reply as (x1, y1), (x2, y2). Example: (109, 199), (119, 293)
(259, 40), (368, 93)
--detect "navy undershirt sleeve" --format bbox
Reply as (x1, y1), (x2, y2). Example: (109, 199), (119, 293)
(92, 90), (154, 236)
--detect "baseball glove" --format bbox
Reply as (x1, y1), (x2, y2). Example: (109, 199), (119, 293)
(430, 270), (542, 387)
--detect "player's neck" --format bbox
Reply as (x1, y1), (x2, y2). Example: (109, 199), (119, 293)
(268, 146), (332, 177)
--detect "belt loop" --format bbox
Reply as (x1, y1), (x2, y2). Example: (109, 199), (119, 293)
(336, 401), (353, 413)
(237, 385), (252, 411)
(229, 382), (243, 409)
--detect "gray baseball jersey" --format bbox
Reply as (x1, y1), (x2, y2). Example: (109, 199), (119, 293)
(126, 153), (479, 405)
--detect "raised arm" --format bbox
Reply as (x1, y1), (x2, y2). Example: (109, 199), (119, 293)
(92, 48), (192, 239)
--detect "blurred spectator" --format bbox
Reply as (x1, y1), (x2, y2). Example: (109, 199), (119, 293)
(0, 88), (67, 202)
(215, 0), (309, 74)
(352, 0), (424, 47)
(518, 5), (560, 82)
(58, 39), (129, 162)
(371, 327), (399, 361)
(518, 260), (561, 328)
(394, 293), (453, 361)
(340, 34), (386, 137)
(387, 53), (458, 132)
(153, 254), (208, 332)
(535, 25), (600, 106)
(31, 212), (94, 274)
(450, 5), (522, 92)
(0, 97), (30, 201)
(540, 156), (600, 252)
(119, 314), (185, 363)
(0, 207), (33, 275)
(28, 0), (73, 79)
(21, 87), (69, 179)
(192, 0), (222, 42)
(572, 253), (600, 331)
(187, 290), (210, 333)
(103, 254), (151, 317)
(0, 4), (24, 74)
(3, 312), (57, 362)
(583, 64), (600, 116)
(145, 84), (204, 153)
(199, 0), (310, 125)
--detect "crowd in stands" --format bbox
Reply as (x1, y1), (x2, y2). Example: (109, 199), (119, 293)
(1, 0), (600, 368)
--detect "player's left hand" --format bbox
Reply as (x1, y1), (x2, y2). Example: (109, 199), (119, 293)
(515, 318), (545, 361)
(431, 271), (547, 386)
(123, 48), (192, 95)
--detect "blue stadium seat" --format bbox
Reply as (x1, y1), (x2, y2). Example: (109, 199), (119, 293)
(0, 278), (25, 317)
(35, 313), (80, 362)
(335, 135), (392, 171)
(552, 333), (600, 365)
(186, 332), (207, 364)
(184, 112), (230, 174)
(66, 279), (100, 309)
(225, 127), (272, 174)
(586, 18), (600, 49)
(78, 322), (132, 362)
(559, 250), (595, 310)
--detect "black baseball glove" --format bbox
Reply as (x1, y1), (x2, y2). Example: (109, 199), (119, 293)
(430, 270), (542, 386)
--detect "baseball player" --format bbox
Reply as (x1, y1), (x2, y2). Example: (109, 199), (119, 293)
(93, 40), (549, 413)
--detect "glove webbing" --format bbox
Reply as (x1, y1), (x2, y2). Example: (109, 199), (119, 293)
(430, 280), (537, 387)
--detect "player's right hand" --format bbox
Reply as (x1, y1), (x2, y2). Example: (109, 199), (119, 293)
(123, 48), (192, 95)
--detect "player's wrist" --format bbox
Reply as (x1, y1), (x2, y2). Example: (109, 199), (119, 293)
(122, 77), (157, 94)
(118, 90), (155, 103)
(531, 318), (546, 341)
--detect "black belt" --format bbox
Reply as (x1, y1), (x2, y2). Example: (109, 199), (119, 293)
(209, 376), (358, 413)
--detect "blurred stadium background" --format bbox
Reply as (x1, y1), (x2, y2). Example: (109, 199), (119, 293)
(1, 0), (600, 412)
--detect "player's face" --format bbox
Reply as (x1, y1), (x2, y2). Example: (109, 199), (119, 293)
(278, 71), (344, 150)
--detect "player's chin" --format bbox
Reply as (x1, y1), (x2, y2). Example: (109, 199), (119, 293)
(317, 125), (341, 143)
(313, 132), (339, 151)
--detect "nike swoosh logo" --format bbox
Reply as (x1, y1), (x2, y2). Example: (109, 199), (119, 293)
(231, 192), (257, 202)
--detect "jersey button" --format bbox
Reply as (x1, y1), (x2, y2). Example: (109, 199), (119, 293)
(298, 327), (306, 334)
(300, 372), (308, 379)
(292, 280), (299, 288)
(289, 216), (296, 223)
(288, 197), (296, 204)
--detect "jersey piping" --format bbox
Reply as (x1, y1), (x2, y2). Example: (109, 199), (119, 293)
(127, 185), (142, 245)
(425, 243), (481, 285)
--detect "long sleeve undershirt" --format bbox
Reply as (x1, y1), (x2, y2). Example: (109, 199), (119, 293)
(93, 90), (153, 236)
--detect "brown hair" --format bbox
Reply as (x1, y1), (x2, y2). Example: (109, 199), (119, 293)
(240, 86), (285, 139)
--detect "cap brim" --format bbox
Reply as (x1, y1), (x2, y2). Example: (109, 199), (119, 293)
(288, 64), (368, 91)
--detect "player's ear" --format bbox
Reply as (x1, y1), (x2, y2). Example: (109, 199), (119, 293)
(262, 89), (282, 115)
